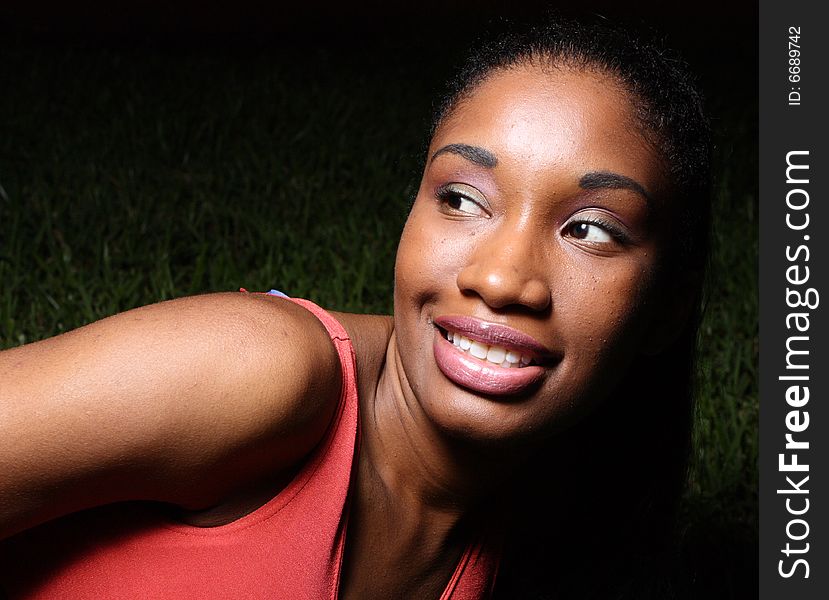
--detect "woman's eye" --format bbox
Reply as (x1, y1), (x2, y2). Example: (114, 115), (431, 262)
(563, 214), (630, 246)
(435, 184), (489, 217)
(445, 195), (483, 215)
(567, 222), (614, 243)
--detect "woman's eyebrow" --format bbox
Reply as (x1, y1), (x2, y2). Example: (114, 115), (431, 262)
(578, 171), (653, 205)
(430, 143), (498, 168)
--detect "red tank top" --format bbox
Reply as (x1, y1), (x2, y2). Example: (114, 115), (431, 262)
(0, 297), (499, 599)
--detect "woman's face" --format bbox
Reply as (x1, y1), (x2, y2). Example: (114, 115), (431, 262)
(393, 64), (675, 447)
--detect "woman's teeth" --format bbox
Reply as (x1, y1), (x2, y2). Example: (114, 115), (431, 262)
(444, 329), (533, 368)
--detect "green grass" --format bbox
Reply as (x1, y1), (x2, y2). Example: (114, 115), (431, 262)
(1, 40), (758, 587)
(675, 99), (758, 595)
(0, 45), (429, 328)
(688, 103), (758, 522)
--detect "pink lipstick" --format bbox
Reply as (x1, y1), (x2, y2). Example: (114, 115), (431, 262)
(432, 315), (553, 396)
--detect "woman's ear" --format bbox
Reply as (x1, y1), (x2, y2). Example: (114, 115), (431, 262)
(641, 269), (702, 356)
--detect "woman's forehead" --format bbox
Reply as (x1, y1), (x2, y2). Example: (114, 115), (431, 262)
(430, 65), (668, 199)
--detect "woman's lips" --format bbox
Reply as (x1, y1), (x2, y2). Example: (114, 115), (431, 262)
(433, 315), (554, 360)
(431, 316), (553, 397)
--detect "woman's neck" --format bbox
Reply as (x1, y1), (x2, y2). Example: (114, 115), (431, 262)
(361, 331), (520, 519)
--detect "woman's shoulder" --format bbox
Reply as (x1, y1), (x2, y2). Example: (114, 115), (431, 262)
(134, 291), (346, 433)
(0, 291), (350, 536)
(231, 293), (393, 398)
(163, 296), (392, 525)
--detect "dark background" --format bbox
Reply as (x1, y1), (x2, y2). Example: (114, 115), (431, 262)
(2, 1), (756, 74)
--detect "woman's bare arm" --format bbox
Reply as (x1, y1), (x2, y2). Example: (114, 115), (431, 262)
(0, 292), (341, 539)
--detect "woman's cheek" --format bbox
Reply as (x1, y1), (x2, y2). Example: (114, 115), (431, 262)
(395, 212), (463, 305)
(556, 265), (651, 377)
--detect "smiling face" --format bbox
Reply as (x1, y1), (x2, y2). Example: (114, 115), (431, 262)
(392, 63), (678, 447)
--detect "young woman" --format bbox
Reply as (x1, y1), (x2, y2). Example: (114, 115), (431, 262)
(0, 18), (710, 599)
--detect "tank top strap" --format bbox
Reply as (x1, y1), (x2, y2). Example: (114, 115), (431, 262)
(285, 297), (351, 343)
(240, 288), (352, 344)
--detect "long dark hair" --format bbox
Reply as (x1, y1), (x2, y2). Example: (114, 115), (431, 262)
(431, 17), (712, 599)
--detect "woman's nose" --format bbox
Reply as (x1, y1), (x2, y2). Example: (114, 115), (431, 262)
(456, 225), (551, 312)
